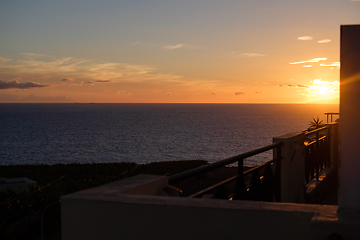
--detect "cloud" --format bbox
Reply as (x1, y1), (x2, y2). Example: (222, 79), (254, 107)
(290, 57), (327, 65)
(0, 53), (190, 89)
(320, 62), (340, 69)
(0, 57), (11, 62)
(61, 78), (74, 82)
(255, 91), (263, 94)
(289, 61), (306, 65)
(235, 92), (245, 95)
(318, 39), (331, 43)
(86, 80), (112, 84)
(279, 84), (308, 88)
(0, 54), (155, 82)
(163, 44), (184, 50)
(303, 65), (312, 68)
(95, 80), (112, 83)
(297, 36), (313, 41)
(116, 90), (133, 97)
(240, 53), (266, 57)
(0, 80), (48, 89)
(307, 57), (327, 63)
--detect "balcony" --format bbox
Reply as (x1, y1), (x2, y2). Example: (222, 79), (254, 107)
(61, 122), (345, 240)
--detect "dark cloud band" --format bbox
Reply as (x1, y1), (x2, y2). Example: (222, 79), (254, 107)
(0, 80), (48, 89)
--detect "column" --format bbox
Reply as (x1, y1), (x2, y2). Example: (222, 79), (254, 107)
(339, 24), (360, 211)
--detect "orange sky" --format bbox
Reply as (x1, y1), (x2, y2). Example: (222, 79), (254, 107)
(1, 1), (359, 103)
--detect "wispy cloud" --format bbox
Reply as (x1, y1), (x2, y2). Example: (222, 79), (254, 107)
(163, 44), (184, 50)
(0, 80), (48, 89)
(0, 57), (11, 62)
(86, 80), (112, 84)
(318, 39), (331, 43)
(235, 92), (245, 95)
(290, 57), (327, 65)
(95, 80), (112, 83)
(303, 65), (313, 68)
(0, 53), (198, 94)
(278, 84), (308, 88)
(320, 62), (340, 69)
(297, 36), (313, 41)
(61, 78), (74, 82)
(116, 90), (133, 97)
(240, 53), (266, 57)
(0, 54), (155, 82)
(307, 58), (327, 63)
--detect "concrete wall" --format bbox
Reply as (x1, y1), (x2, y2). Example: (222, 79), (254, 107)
(274, 131), (306, 203)
(339, 24), (360, 211)
(61, 174), (339, 240)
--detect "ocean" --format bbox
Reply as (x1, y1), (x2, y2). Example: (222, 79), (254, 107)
(0, 103), (339, 166)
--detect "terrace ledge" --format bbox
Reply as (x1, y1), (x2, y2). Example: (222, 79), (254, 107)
(61, 174), (351, 240)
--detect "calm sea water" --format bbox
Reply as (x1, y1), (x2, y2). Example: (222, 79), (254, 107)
(0, 103), (339, 166)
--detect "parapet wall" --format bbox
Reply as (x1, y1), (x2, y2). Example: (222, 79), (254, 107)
(61, 174), (340, 240)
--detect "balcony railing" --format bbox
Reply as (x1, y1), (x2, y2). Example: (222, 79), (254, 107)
(304, 126), (331, 185)
(168, 122), (338, 204)
(168, 142), (283, 202)
(324, 112), (339, 123)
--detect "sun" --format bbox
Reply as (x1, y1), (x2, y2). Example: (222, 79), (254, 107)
(306, 79), (339, 102)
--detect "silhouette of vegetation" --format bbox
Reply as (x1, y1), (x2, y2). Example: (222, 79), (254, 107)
(308, 117), (325, 131)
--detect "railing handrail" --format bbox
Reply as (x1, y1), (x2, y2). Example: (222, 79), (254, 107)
(305, 125), (329, 136)
(168, 142), (283, 184)
(188, 157), (281, 198)
(304, 124), (332, 185)
(324, 112), (339, 123)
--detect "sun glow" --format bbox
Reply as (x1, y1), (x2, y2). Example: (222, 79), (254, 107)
(306, 79), (339, 102)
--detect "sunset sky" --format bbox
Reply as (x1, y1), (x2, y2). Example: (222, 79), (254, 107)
(1, 0), (359, 103)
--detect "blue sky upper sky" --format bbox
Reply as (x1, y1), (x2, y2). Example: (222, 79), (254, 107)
(0, 0), (359, 103)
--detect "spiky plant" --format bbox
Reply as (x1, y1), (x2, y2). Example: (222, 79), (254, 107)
(308, 117), (325, 130)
